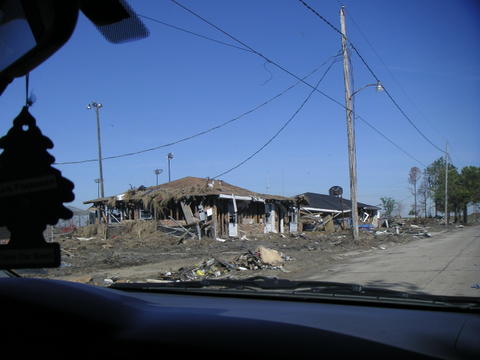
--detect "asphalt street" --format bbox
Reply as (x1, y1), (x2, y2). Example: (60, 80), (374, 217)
(306, 225), (480, 297)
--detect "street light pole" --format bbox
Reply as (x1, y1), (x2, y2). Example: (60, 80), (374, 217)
(94, 178), (100, 198)
(340, 7), (359, 241)
(87, 102), (105, 198)
(340, 8), (384, 241)
(154, 169), (162, 186)
(444, 142), (448, 228)
(167, 153), (174, 182)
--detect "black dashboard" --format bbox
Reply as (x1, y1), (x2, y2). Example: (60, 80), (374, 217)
(0, 278), (479, 359)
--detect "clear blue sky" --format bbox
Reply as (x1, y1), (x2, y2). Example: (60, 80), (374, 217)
(1, 0), (479, 212)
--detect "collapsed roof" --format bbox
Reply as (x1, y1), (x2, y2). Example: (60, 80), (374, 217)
(84, 176), (293, 208)
(296, 192), (380, 213)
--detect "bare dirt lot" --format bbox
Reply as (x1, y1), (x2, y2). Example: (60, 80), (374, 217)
(23, 219), (458, 287)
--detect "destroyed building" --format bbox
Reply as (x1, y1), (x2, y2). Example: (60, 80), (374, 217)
(296, 192), (380, 231)
(84, 177), (298, 238)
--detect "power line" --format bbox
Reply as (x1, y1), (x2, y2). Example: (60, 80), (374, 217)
(212, 59), (336, 179)
(55, 55), (341, 165)
(170, 0), (429, 168)
(297, 0), (446, 154)
(339, 4), (448, 144)
(138, 14), (253, 53)
(169, 0), (345, 108)
(355, 114), (427, 167)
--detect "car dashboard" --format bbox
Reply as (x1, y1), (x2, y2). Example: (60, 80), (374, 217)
(0, 278), (479, 359)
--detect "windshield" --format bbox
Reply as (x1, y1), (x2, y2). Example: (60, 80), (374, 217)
(0, 0), (479, 300)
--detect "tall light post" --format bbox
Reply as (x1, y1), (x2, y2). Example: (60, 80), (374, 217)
(154, 168), (163, 186)
(87, 102), (105, 198)
(94, 178), (100, 198)
(341, 5), (383, 241)
(167, 152), (174, 182)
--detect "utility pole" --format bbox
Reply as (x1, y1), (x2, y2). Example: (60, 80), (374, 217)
(444, 142), (448, 228)
(87, 102), (105, 198)
(340, 7), (359, 241)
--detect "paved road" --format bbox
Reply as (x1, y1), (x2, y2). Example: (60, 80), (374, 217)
(306, 225), (480, 297)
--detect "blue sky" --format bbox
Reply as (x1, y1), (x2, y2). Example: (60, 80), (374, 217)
(1, 0), (479, 212)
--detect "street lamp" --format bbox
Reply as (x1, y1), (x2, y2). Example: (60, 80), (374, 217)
(154, 168), (163, 186)
(87, 102), (105, 198)
(167, 153), (174, 182)
(344, 81), (383, 240)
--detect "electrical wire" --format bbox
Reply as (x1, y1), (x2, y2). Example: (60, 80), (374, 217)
(170, 0), (345, 108)
(343, 6), (450, 148)
(55, 54), (341, 165)
(138, 14), (253, 53)
(355, 114), (427, 167)
(297, 0), (446, 154)
(212, 59), (337, 179)
(170, 0), (429, 168)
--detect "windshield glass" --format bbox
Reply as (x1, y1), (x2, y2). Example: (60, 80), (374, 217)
(0, 0), (479, 299)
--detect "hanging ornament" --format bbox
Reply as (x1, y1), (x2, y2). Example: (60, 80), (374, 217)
(0, 106), (74, 268)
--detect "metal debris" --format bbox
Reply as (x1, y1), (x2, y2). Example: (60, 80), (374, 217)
(158, 247), (293, 281)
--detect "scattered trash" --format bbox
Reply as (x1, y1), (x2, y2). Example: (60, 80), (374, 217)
(104, 278), (114, 285)
(240, 235), (250, 241)
(456, 225), (464, 228)
(216, 238), (226, 242)
(375, 231), (387, 236)
(195, 269), (205, 277)
(379, 245), (387, 250)
(76, 237), (96, 241)
(156, 247), (293, 281)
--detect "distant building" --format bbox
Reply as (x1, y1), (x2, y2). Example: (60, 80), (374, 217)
(296, 192), (380, 231)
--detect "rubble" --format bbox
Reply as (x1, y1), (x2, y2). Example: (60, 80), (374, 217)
(257, 246), (284, 266)
(157, 247), (293, 281)
(374, 221), (433, 238)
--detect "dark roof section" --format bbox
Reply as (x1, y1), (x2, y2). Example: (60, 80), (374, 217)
(297, 192), (380, 212)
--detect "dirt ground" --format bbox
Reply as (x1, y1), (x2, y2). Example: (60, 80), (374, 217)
(21, 219), (458, 286)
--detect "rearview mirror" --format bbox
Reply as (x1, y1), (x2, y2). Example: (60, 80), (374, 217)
(0, 0), (79, 95)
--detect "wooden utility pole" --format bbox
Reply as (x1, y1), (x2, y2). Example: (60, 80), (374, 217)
(340, 7), (359, 241)
(444, 143), (448, 227)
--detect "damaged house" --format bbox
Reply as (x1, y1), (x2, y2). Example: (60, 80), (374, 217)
(296, 192), (380, 231)
(84, 177), (298, 238)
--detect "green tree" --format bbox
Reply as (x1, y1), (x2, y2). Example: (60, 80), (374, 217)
(425, 158), (446, 217)
(425, 158), (479, 223)
(459, 166), (480, 223)
(380, 197), (396, 218)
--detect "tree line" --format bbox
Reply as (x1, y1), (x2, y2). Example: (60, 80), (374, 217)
(381, 158), (480, 223)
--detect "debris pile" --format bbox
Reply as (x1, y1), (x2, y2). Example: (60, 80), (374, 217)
(375, 223), (432, 238)
(158, 246), (292, 281)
